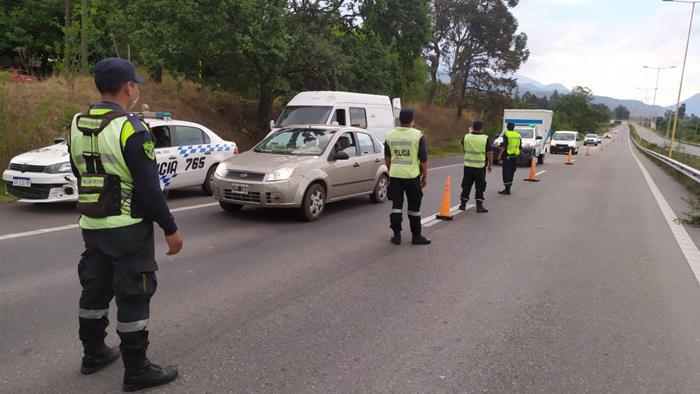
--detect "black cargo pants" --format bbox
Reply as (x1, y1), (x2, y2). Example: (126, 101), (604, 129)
(388, 177), (423, 236)
(78, 220), (158, 369)
(502, 156), (518, 188)
(460, 166), (487, 203)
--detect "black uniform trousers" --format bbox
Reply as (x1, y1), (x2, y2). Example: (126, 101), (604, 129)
(78, 220), (158, 369)
(388, 177), (423, 235)
(502, 156), (518, 187)
(460, 166), (487, 203)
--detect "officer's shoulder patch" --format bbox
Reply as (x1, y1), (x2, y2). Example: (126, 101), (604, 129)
(143, 140), (156, 160)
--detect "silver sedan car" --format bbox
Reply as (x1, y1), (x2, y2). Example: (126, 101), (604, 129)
(212, 126), (389, 221)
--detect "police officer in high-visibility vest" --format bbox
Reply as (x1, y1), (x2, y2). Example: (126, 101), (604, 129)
(69, 58), (181, 392)
(385, 109), (431, 245)
(459, 120), (493, 212)
(498, 122), (522, 195)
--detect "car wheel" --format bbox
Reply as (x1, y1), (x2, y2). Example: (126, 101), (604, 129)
(202, 164), (218, 195)
(370, 174), (388, 203)
(300, 183), (325, 221)
(219, 201), (243, 213)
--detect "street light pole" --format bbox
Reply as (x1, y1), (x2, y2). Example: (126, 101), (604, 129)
(643, 65), (676, 144)
(664, 0), (698, 158)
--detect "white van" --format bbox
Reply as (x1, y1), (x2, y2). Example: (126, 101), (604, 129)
(270, 91), (401, 141)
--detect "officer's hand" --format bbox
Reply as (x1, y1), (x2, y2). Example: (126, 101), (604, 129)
(488, 166), (493, 174)
(165, 231), (183, 255)
(420, 176), (427, 189)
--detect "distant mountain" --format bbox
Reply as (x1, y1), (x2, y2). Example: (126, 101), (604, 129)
(591, 96), (665, 118)
(516, 75), (570, 98)
(665, 92), (700, 117)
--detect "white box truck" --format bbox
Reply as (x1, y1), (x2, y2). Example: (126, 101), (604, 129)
(270, 91), (401, 141)
(492, 109), (553, 165)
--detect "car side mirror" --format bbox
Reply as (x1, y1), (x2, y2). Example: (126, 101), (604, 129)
(54, 137), (66, 144)
(269, 120), (275, 131)
(333, 151), (350, 161)
(536, 136), (543, 140)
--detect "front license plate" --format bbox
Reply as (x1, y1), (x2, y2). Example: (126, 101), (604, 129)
(12, 177), (31, 187)
(231, 183), (249, 194)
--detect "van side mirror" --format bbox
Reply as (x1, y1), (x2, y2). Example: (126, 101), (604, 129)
(269, 120), (275, 131)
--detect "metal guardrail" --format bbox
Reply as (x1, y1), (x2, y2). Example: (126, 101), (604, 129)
(631, 135), (700, 184)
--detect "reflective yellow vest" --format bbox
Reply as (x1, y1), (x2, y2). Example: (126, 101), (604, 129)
(505, 130), (522, 156)
(386, 127), (423, 179)
(69, 108), (145, 229)
(463, 133), (488, 168)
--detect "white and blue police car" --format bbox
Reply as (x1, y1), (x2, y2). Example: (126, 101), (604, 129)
(2, 112), (238, 203)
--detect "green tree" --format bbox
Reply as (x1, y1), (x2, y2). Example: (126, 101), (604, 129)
(613, 105), (630, 120)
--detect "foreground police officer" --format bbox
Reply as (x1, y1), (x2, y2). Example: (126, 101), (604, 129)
(69, 58), (182, 392)
(385, 109), (431, 245)
(498, 122), (522, 195)
(459, 120), (493, 212)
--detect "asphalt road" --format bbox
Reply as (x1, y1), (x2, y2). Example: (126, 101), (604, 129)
(1, 123), (699, 393)
(633, 122), (700, 157)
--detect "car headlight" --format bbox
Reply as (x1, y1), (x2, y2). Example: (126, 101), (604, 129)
(215, 162), (229, 177)
(265, 167), (294, 182)
(45, 162), (72, 173)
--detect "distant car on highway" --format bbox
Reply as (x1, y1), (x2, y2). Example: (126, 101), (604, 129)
(584, 134), (600, 146)
(549, 131), (580, 154)
(604, 133), (612, 139)
(213, 126), (389, 221)
(2, 112), (237, 203)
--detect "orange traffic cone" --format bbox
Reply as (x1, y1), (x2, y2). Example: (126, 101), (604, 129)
(524, 157), (540, 182)
(565, 149), (574, 165)
(585, 145), (590, 157)
(436, 176), (453, 220)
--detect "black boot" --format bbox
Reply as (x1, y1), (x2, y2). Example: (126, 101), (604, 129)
(476, 201), (488, 213)
(123, 360), (178, 392)
(391, 232), (401, 245)
(498, 187), (511, 195)
(81, 343), (121, 375)
(412, 235), (432, 245)
(458, 200), (467, 210)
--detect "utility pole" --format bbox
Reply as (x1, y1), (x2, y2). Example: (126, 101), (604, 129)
(80, 0), (88, 74)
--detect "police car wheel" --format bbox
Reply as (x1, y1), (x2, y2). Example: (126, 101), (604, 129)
(220, 201), (243, 213)
(202, 164), (218, 195)
(370, 175), (388, 203)
(300, 183), (325, 221)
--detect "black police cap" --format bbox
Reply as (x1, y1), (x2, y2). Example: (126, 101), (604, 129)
(93, 58), (144, 86)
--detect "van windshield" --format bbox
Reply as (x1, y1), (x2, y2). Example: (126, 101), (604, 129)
(255, 128), (334, 156)
(275, 106), (333, 127)
(514, 127), (535, 139)
(553, 133), (576, 141)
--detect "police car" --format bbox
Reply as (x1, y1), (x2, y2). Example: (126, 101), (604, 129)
(2, 112), (238, 203)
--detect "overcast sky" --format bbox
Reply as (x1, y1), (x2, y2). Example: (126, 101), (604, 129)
(512, 0), (699, 105)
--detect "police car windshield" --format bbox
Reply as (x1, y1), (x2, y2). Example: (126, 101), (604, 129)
(553, 133), (576, 141)
(275, 106), (332, 127)
(255, 128), (334, 156)
(585, 134), (597, 138)
(514, 127), (534, 139)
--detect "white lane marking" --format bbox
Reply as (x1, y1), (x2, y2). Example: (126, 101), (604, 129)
(536, 170), (547, 176)
(0, 224), (80, 241)
(0, 202), (221, 242)
(428, 163), (463, 172)
(629, 138), (700, 286)
(423, 204), (474, 227)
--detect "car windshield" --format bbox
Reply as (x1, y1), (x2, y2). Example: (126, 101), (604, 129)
(586, 134), (597, 138)
(275, 106), (333, 127)
(514, 127), (535, 139)
(255, 128), (334, 156)
(553, 133), (576, 141)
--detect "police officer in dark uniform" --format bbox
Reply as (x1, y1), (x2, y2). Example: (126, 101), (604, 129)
(498, 122), (522, 195)
(459, 120), (493, 212)
(385, 109), (431, 245)
(69, 58), (181, 392)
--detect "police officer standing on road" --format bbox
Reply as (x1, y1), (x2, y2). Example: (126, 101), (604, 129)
(459, 120), (493, 212)
(69, 58), (182, 392)
(385, 109), (431, 246)
(498, 122), (522, 195)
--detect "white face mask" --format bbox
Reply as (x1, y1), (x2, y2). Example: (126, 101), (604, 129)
(128, 84), (140, 111)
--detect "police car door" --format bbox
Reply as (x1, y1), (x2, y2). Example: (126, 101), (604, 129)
(151, 125), (182, 190)
(172, 125), (210, 187)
